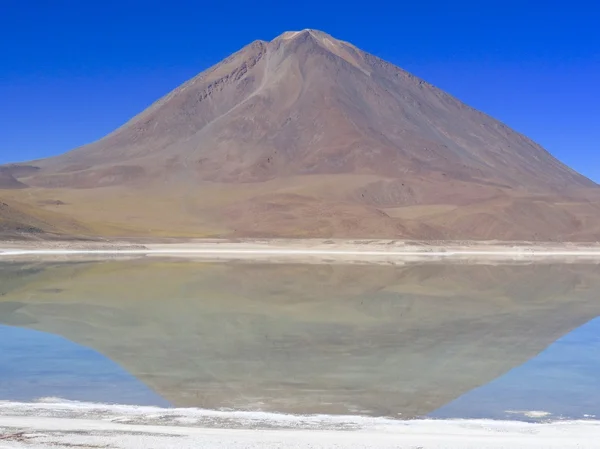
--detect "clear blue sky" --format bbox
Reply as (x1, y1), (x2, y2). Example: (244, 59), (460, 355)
(1, 1), (599, 180)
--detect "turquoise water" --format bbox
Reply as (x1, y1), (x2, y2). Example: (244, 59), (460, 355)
(0, 260), (599, 421)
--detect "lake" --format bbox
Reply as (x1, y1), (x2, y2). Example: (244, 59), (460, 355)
(0, 259), (599, 426)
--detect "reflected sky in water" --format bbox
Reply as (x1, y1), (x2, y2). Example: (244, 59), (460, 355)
(431, 317), (600, 421)
(0, 325), (169, 406)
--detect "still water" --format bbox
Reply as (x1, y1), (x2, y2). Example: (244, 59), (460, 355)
(0, 259), (599, 422)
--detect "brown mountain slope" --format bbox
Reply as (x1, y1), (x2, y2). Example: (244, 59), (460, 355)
(5, 29), (600, 240)
(0, 197), (88, 239)
(0, 167), (29, 189)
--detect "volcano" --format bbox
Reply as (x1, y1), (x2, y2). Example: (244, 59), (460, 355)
(4, 29), (600, 240)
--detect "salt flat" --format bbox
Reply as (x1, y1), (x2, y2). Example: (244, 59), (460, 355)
(3, 239), (600, 263)
(1, 414), (599, 449)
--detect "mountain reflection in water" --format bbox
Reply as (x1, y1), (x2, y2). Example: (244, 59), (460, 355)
(0, 260), (599, 419)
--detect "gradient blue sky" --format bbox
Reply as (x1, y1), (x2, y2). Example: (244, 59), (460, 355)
(1, 1), (599, 180)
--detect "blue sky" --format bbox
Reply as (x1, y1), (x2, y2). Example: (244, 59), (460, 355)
(1, 1), (599, 180)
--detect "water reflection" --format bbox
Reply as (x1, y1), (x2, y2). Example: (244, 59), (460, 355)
(431, 316), (600, 421)
(0, 325), (168, 406)
(0, 260), (599, 418)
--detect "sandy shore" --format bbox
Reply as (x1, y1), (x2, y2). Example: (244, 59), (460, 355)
(1, 415), (599, 449)
(2, 239), (600, 262)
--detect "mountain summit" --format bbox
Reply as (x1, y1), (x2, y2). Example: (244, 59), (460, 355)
(4, 30), (600, 240)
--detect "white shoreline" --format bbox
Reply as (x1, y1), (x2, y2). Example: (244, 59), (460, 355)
(1, 414), (599, 449)
(1, 400), (600, 448)
(4, 248), (600, 256)
(4, 240), (600, 262)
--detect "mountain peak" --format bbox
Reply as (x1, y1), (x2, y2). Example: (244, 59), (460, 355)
(271, 29), (368, 73)
(276, 29), (328, 40)
(273, 29), (349, 49)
